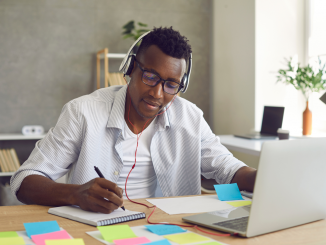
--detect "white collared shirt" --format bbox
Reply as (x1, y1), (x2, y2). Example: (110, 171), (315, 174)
(11, 85), (246, 198)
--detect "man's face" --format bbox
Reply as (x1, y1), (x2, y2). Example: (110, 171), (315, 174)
(127, 45), (186, 119)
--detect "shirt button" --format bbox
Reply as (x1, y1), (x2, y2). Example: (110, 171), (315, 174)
(114, 171), (119, 175)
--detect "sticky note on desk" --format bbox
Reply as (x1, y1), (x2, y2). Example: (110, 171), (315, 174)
(214, 183), (244, 201)
(198, 242), (224, 245)
(97, 225), (137, 242)
(31, 230), (71, 245)
(45, 239), (85, 245)
(24, 221), (60, 238)
(227, 200), (252, 207)
(144, 240), (171, 245)
(164, 233), (210, 244)
(114, 236), (151, 245)
(0, 236), (25, 245)
(0, 231), (19, 238)
(145, 225), (186, 235)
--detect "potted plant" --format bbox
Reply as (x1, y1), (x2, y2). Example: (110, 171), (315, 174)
(277, 57), (326, 135)
(122, 21), (150, 53)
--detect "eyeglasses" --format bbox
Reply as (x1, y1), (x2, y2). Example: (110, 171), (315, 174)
(134, 58), (183, 95)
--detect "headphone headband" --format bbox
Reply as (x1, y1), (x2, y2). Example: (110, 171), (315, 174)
(119, 31), (192, 93)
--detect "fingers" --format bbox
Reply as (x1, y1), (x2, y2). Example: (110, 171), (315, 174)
(97, 178), (123, 198)
(82, 195), (120, 214)
(91, 178), (124, 207)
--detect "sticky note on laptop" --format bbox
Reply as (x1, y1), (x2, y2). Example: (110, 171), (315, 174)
(227, 200), (252, 207)
(24, 221), (60, 238)
(214, 183), (244, 201)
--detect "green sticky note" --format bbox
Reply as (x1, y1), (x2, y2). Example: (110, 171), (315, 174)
(45, 238), (85, 245)
(199, 242), (224, 245)
(0, 231), (19, 238)
(226, 200), (252, 207)
(164, 233), (210, 244)
(0, 236), (25, 245)
(97, 225), (137, 243)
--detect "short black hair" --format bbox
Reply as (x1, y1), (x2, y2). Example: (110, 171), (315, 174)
(137, 27), (192, 60)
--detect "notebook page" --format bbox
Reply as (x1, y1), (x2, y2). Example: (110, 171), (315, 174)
(48, 206), (144, 225)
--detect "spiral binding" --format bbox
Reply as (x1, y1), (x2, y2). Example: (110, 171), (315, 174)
(98, 213), (146, 226)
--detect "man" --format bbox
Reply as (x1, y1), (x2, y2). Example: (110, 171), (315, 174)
(11, 27), (256, 214)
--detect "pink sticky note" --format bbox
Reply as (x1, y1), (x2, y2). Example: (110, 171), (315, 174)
(31, 230), (71, 245)
(113, 236), (151, 245)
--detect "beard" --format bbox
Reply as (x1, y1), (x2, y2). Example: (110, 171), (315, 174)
(130, 98), (164, 119)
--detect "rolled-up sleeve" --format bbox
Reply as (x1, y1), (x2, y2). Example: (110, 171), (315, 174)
(10, 101), (82, 196)
(200, 117), (247, 184)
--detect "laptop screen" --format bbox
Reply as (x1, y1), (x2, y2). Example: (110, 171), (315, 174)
(260, 106), (285, 135)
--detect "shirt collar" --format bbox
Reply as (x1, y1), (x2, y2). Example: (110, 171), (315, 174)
(106, 85), (171, 131)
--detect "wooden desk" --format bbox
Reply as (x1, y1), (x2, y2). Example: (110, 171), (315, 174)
(1, 196), (326, 245)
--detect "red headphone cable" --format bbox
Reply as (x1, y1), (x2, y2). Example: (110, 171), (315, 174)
(123, 80), (237, 237)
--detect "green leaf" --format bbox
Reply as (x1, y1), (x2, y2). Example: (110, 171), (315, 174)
(123, 33), (135, 39)
(138, 22), (148, 27)
(122, 21), (135, 31)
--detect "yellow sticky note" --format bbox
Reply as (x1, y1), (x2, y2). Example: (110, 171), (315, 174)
(45, 238), (85, 245)
(164, 233), (210, 244)
(0, 231), (19, 238)
(199, 242), (224, 245)
(97, 225), (137, 243)
(0, 236), (25, 245)
(226, 200), (252, 207)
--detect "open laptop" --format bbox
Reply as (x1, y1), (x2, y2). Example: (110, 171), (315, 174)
(183, 138), (326, 237)
(234, 106), (285, 139)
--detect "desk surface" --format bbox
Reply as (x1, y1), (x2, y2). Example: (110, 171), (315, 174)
(1, 195), (326, 245)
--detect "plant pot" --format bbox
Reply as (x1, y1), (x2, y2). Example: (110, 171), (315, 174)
(303, 101), (312, 135)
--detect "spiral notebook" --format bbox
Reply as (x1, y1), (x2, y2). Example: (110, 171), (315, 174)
(48, 206), (145, 226)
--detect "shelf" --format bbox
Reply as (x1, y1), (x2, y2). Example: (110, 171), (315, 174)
(0, 134), (45, 141)
(99, 53), (126, 59)
(0, 172), (14, 177)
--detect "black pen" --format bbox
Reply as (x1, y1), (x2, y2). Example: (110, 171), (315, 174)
(94, 166), (125, 211)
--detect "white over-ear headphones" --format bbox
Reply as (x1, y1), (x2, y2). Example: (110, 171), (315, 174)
(119, 31), (192, 93)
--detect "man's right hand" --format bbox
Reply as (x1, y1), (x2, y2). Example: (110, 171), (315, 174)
(17, 175), (124, 214)
(71, 178), (124, 214)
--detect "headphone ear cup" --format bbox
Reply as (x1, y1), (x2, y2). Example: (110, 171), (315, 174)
(125, 55), (135, 76)
(181, 74), (188, 93)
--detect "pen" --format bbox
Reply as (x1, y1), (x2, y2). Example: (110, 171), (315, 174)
(94, 166), (125, 211)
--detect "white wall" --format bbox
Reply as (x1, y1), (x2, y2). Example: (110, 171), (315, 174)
(255, 0), (305, 133)
(212, 0), (306, 135)
(211, 0), (255, 135)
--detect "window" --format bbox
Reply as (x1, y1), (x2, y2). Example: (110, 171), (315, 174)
(308, 0), (326, 132)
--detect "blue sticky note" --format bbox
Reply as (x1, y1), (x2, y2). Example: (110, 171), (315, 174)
(145, 225), (186, 236)
(144, 239), (171, 245)
(24, 221), (60, 238)
(214, 183), (244, 201)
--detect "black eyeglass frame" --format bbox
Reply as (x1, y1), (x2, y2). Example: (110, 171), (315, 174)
(134, 58), (184, 95)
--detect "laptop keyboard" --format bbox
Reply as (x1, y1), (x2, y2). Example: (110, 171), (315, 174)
(214, 216), (249, 232)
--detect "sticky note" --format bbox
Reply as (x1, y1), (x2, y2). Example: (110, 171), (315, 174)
(0, 236), (25, 245)
(144, 239), (172, 245)
(227, 200), (252, 207)
(0, 231), (19, 238)
(164, 233), (210, 244)
(114, 236), (151, 245)
(198, 242), (224, 245)
(45, 239), (85, 245)
(97, 225), (137, 242)
(31, 230), (71, 245)
(24, 221), (60, 238)
(145, 225), (186, 236)
(214, 183), (244, 201)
